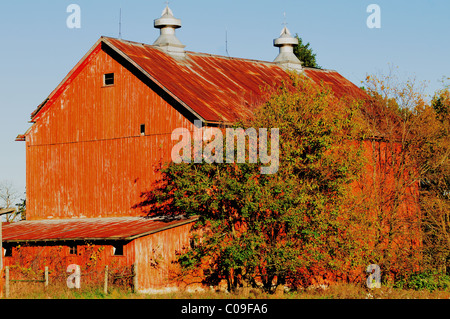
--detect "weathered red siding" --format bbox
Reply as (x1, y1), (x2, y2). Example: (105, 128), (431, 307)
(1, 218), (197, 292)
(350, 139), (421, 277)
(2, 242), (134, 286)
(133, 222), (195, 293)
(26, 48), (194, 220)
(24, 38), (371, 221)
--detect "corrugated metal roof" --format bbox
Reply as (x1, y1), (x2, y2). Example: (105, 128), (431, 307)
(106, 37), (369, 123)
(303, 68), (369, 101)
(104, 37), (290, 124)
(28, 36), (368, 125)
(1, 216), (198, 243)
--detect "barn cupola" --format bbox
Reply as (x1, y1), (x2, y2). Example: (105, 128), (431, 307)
(153, 5), (186, 59)
(273, 26), (302, 71)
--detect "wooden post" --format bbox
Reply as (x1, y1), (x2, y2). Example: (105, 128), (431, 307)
(0, 268), (3, 298)
(132, 263), (138, 293)
(104, 265), (108, 294)
(5, 266), (9, 298)
(44, 266), (49, 288)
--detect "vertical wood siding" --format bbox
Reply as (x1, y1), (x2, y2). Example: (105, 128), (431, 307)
(26, 49), (194, 220)
(2, 242), (136, 286)
(133, 223), (193, 293)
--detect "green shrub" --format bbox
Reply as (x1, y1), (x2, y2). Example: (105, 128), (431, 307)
(393, 271), (450, 291)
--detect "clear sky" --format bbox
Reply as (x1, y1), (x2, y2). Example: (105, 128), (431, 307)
(0, 0), (449, 200)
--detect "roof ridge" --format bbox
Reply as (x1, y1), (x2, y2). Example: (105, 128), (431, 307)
(101, 36), (294, 67)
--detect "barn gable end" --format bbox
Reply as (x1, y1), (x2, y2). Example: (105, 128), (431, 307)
(25, 42), (197, 220)
(22, 36), (369, 221)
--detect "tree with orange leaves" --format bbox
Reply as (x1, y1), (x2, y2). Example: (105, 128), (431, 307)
(360, 70), (450, 287)
(144, 70), (438, 292)
(146, 73), (368, 292)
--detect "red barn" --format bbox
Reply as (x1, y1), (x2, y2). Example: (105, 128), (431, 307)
(3, 6), (418, 292)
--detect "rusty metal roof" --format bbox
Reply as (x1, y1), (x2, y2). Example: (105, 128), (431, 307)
(104, 37), (291, 124)
(1, 216), (198, 243)
(303, 68), (369, 101)
(27, 36), (368, 126)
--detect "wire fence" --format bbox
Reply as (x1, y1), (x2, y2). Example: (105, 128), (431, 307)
(2, 263), (138, 298)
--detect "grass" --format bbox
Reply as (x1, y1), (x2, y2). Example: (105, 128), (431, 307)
(2, 281), (450, 299)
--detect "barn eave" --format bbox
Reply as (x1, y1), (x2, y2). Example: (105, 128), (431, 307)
(1, 216), (199, 244)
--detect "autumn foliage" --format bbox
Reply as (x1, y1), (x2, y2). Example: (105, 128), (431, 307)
(146, 71), (447, 292)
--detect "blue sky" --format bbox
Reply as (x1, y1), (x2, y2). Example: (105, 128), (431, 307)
(0, 0), (449, 199)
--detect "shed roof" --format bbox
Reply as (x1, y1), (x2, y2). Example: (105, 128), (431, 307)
(1, 216), (198, 243)
(27, 36), (369, 127)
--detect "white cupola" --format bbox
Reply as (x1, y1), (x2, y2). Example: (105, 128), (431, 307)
(153, 6), (186, 58)
(273, 26), (302, 71)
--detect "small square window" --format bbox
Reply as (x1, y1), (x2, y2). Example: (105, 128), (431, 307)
(69, 245), (78, 255)
(103, 73), (115, 86)
(113, 244), (124, 256)
(140, 124), (146, 136)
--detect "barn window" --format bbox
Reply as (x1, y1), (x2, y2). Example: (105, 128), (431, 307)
(113, 244), (124, 256)
(4, 246), (12, 257)
(190, 238), (197, 249)
(140, 124), (146, 136)
(69, 245), (78, 255)
(103, 73), (115, 86)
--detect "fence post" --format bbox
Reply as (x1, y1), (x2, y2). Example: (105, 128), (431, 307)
(0, 268), (3, 298)
(104, 265), (108, 294)
(5, 266), (9, 298)
(133, 263), (138, 293)
(44, 266), (49, 289)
